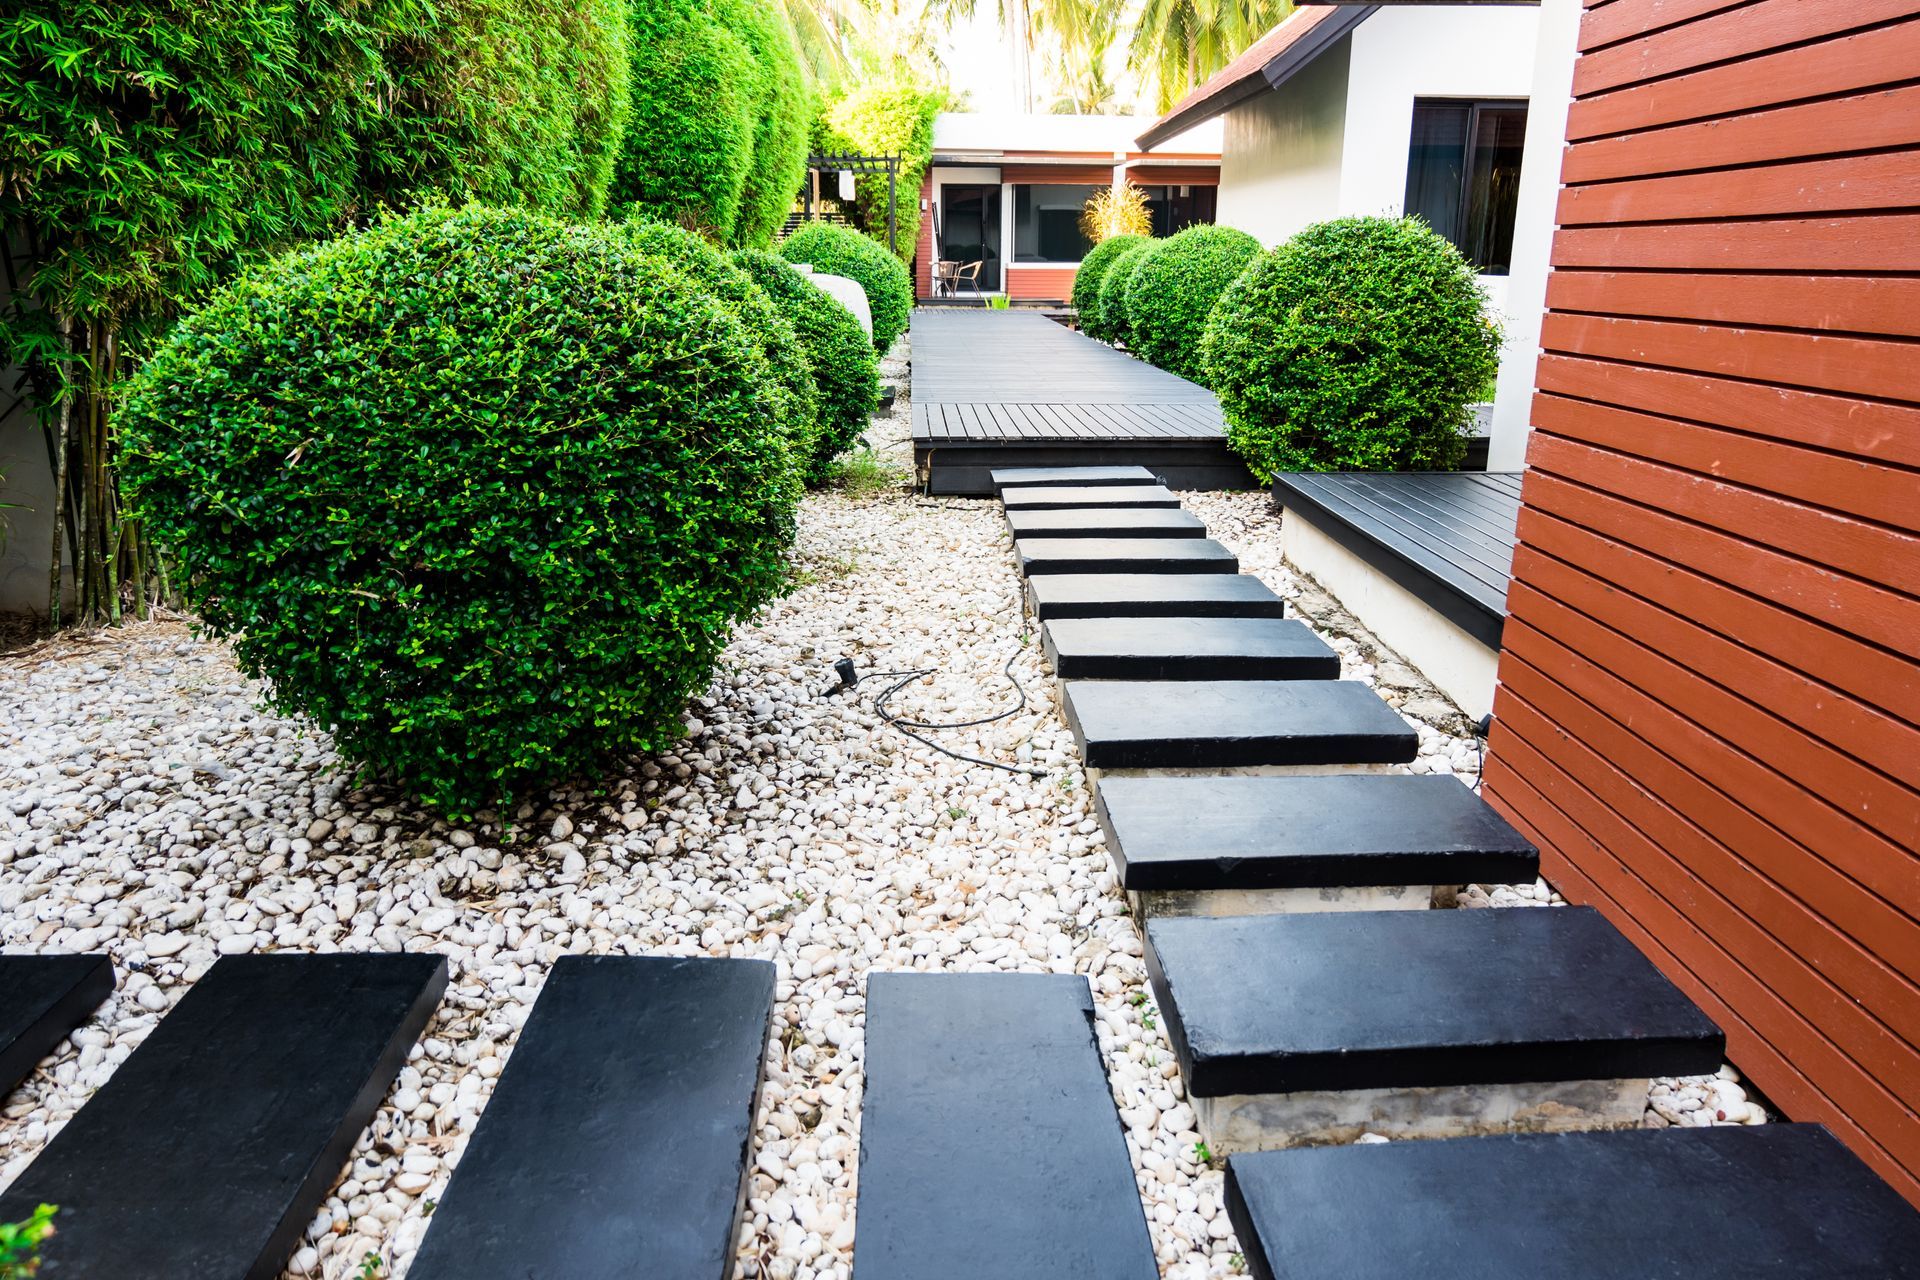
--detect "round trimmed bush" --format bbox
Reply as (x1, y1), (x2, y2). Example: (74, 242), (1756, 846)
(1098, 240), (1157, 351)
(780, 222), (912, 353)
(733, 249), (880, 482)
(1203, 216), (1501, 476)
(1122, 224), (1262, 380)
(622, 219), (818, 458)
(1072, 234), (1149, 343)
(119, 205), (802, 813)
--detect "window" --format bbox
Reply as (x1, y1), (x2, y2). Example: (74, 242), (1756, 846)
(1013, 184), (1100, 263)
(1404, 99), (1527, 274)
(1138, 184), (1218, 238)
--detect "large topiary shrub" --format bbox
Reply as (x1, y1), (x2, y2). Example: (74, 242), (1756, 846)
(1123, 224), (1263, 381)
(119, 205), (802, 812)
(1072, 234), (1150, 342)
(733, 250), (880, 482)
(1098, 241), (1157, 351)
(780, 222), (913, 352)
(1204, 216), (1502, 476)
(718, 0), (813, 247)
(621, 219), (818, 458)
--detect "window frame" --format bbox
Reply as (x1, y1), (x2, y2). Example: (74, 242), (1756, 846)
(1403, 96), (1528, 277)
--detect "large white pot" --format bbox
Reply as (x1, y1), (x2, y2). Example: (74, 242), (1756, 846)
(790, 263), (872, 338)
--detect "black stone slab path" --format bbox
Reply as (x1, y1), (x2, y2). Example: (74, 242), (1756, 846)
(1094, 774), (1538, 891)
(0, 955), (113, 1098)
(991, 464), (1159, 488)
(1016, 536), (1238, 577)
(1005, 507), (1207, 539)
(0, 953), (445, 1279)
(854, 972), (1158, 1280)
(1226, 1126), (1920, 1280)
(1027, 572), (1288, 619)
(1144, 908), (1724, 1096)
(1044, 616), (1339, 681)
(1001, 483), (1180, 510)
(407, 955), (774, 1280)
(1064, 679), (1418, 769)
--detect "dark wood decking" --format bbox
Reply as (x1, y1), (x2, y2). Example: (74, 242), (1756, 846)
(1271, 471), (1522, 649)
(911, 309), (1254, 494)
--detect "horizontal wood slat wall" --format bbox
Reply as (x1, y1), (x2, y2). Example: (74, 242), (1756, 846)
(1488, 0), (1920, 1205)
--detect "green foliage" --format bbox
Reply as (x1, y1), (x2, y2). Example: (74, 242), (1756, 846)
(1097, 241), (1157, 351)
(1072, 234), (1149, 342)
(780, 222), (913, 352)
(119, 205), (801, 814)
(718, 1), (813, 247)
(1203, 216), (1502, 476)
(733, 249), (881, 482)
(1123, 224), (1262, 381)
(0, 1204), (55, 1278)
(821, 78), (943, 263)
(623, 221), (819, 459)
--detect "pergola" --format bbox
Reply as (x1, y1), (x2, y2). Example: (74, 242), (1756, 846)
(799, 153), (901, 257)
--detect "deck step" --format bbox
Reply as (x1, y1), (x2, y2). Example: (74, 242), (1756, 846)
(854, 973), (1157, 1280)
(1006, 507), (1206, 540)
(0, 953), (445, 1278)
(1226, 1126), (1920, 1280)
(1001, 484), (1180, 510)
(1016, 537), (1237, 577)
(1044, 616), (1338, 681)
(1028, 572), (1286, 620)
(1146, 909), (1723, 1149)
(991, 464), (1159, 489)
(408, 956), (774, 1279)
(0, 955), (114, 1097)
(1063, 679), (1417, 769)
(1095, 774), (1538, 892)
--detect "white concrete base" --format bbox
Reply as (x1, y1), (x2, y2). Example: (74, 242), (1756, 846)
(1130, 883), (1435, 920)
(1195, 1076), (1650, 1154)
(1280, 509), (1499, 720)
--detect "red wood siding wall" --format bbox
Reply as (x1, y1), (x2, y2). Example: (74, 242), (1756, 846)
(1485, 0), (1920, 1205)
(1006, 266), (1078, 302)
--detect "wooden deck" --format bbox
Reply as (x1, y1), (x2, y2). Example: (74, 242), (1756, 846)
(910, 308), (1254, 494)
(1271, 471), (1522, 648)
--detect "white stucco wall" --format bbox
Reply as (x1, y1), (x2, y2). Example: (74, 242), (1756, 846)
(1215, 37), (1351, 247)
(1488, 0), (1582, 471)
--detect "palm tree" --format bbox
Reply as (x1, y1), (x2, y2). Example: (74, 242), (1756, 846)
(1128, 0), (1294, 112)
(932, 0), (1121, 113)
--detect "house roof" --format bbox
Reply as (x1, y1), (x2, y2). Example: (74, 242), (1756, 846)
(1135, 4), (1378, 151)
(935, 112), (1222, 165)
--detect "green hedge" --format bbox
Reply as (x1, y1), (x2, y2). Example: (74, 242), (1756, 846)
(822, 79), (943, 264)
(715, 0), (812, 246)
(734, 249), (880, 482)
(1072, 234), (1150, 343)
(1204, 216), (1501, 475)
(622, 220), (818, 458)
(1098, 241), (1157, 351)
(1123, 224), (1262, 381)
(120, 205), (801, 812)
(780, 221), (913, 352)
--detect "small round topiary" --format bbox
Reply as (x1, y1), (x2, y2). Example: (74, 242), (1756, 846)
(119, 204), (802, 814)
(1098, 240), (1157, 352)
(733, 248), (881, 482)
(1122, 224), (1263, 381)
(622, 219), (819, 458)
(780, 221), (913, 353)
(1072, 233), (1149, 343)
(1203, 215), (1501, 476)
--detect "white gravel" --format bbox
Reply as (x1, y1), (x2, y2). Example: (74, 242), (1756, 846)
(0, 378), (1754, 1280)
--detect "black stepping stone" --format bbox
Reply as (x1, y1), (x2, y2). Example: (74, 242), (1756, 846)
(1044, 616), (1338, 681)
(1063, 679), (1417, 769)
(1145, 908), (1723, 1097)
(855, 972), (1157, 1280)
(0, 955), (113, 1098)
(1006, 507), (1206, 540)
(1016, 537), (1237, 576)
(1095, 774), (1538, 890)
(0, 953), (445, 1280)
(1001, 484), (1179, 510)
(1028, 573), (1287, 620)
(991, 464), (1158, 489)
(1226, 1125), (1920, 1280)
(408, 955), (774, 1280)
